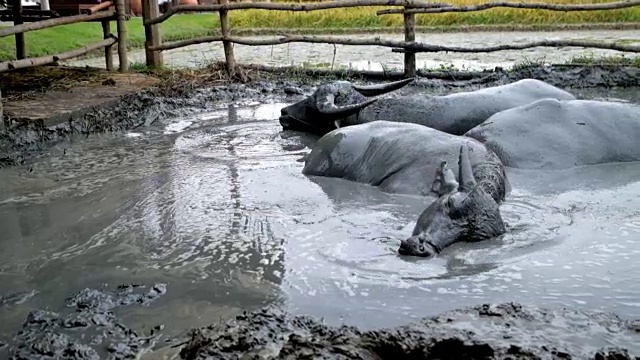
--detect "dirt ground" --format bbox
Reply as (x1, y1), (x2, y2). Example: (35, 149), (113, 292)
(0, 66), (161, 127)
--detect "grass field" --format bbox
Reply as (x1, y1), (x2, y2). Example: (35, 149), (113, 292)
(1, 0), (639, 61)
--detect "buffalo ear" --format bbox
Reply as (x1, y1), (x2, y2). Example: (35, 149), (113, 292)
(431, 160), (459, 196)
(457, 144), (477, 193)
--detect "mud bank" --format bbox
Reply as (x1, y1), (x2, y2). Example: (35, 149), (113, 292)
(1, 284), (167, 360)
(1, 64), (639, 168)
(0, 79), (315, 168)
(181, 303), (640, 360)
(422, 64), (640, 89)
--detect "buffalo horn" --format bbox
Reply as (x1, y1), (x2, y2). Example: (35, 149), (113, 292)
(316, 93), (377, 120)
(457, 144), (477, 193)
(352, 77), (415, 97)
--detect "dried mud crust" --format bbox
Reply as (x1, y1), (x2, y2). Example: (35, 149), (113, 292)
(1, 284), (167, 360)
(1, 64), (639, 169)
(180, 303), (640, 360)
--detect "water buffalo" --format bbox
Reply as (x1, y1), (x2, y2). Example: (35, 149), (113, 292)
(398, 145), (506, 257)
(465, 99), (640, 170)
(302, 121), (508, 257)
(279, 78), (576, 136)
(279, 78), (415, 135)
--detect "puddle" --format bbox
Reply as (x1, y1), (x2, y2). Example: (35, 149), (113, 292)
(0, 91), (639, 350)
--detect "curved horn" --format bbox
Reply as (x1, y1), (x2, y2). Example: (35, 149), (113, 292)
(458, 144), (477, 192)
(316, 93), (378, 120)
(352, 78), (415, 97)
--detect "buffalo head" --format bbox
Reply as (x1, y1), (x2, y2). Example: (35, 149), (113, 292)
(279, 78), (414, 136)
(398, 144), (506, 257)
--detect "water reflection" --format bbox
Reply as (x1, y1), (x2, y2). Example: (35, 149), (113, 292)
(0, 102), (293, 342)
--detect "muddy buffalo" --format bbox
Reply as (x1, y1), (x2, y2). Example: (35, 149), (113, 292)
(465, 99), (640, 169)
(302, 121), (508, 257)
(279, 78), (576, 136)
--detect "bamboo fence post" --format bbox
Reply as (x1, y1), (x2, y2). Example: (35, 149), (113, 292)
(219, 0), (237, 76)
(403, 5), (416, 77)
(102, 20), (114, 71)
(116, 0), (129, 72)
(12, 0), (26, 60)
(142, 0), (163, 68)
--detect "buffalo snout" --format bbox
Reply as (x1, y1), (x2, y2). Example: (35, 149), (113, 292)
(398, 235), (439, 258)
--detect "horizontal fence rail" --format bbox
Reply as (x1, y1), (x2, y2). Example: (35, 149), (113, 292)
(141, 0), (640, 77)
(144, 0), (451, 25)
(378, 0), (640, 14)
(0, 36), (118, 72)
(0, 10), (115, 38)
(0, 0), (129, 74)
(149, 34), (640, 53)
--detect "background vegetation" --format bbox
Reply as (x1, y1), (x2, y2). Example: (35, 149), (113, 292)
(1, 0), (639, 60)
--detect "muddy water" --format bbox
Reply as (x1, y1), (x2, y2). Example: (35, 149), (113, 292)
(70, 30), (640, 71)
(1, 90), (640, 348)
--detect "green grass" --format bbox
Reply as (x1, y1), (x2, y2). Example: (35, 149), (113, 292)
(1, 0), (640, 61)
(1, 15), (222, 61)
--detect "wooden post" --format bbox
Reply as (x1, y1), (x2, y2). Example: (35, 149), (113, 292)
(116, 0), (129, 71)
(142, 0), (163, 68)
(219, 0), (237, 76)
(403, 6), (416, 77)
(12, 0), (26, 60)
(102, 20), (114, 71)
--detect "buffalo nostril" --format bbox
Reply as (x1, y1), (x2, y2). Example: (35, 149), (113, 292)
(397, 241), (410, 254)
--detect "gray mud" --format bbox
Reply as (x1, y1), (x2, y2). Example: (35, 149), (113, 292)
(180, 302), (640, 359)
(0, 79), (315, 168)
(2, 64), (640, 168)
(1, 283), (167, 360)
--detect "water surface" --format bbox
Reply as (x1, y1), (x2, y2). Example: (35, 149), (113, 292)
(69, 30), (640, 72)
(0, 89), (639, 348)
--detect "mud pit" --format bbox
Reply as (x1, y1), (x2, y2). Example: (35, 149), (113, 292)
(1, 65), (640, 358)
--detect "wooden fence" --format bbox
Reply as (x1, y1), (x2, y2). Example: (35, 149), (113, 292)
(141, 0), (640, 77)
(0, 0), (129, 73)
